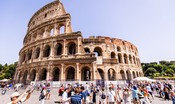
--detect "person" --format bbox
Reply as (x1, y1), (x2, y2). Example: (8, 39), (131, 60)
(80, 86), (87, 104)
(99, 88), (106, 104)
(71, 87), (82, 104)
(132, 86), (139, 104)
(116, 86), (123, 104)
(8, 89), (32, 104)
(170, 91), (175, 104)
(123, 88), (131, 104)
(61, 88), (71, 104)
(39, 87), (47, 104)
(107, 87), (116, 104)
(58, 85), (64, 96)
(91, 87), (97, 104)
(45, 83), (51, 100)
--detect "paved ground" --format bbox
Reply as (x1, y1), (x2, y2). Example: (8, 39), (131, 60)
(1, 88), (172, 104)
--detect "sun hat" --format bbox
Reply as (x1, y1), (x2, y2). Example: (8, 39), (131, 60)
(11, 92), (20, 98)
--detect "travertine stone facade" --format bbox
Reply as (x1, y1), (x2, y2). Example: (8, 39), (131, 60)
(14, 0), (143, 84)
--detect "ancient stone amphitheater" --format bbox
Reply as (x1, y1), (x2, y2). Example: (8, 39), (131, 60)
(14, 0), (143, 84)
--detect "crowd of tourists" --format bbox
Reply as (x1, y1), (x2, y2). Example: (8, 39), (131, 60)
(1, 81), (175, 104)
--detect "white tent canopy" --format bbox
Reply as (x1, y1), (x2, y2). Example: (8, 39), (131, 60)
(0, 79), (9, 82)
(133, 77), (156, 82)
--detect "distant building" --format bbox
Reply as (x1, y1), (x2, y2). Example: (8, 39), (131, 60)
(14, 1), (143, 84)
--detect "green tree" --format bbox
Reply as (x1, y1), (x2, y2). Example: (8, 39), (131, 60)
(153, 64), (163, 73)
(144, 67), (157, 77)
(165, 68), (174, 77)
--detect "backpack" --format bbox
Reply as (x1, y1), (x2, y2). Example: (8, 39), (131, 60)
(101, 92), (106, 99)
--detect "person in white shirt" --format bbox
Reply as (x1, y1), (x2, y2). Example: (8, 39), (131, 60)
(107, 87), (116, 104)
(99, 88), (106, 104)
(62, 88), (70, 104)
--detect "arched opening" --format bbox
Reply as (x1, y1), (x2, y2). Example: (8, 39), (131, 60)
(124, 54), (128, 64)
(126, 70), (132, 80)
(117, 46), (121, 51)
(60, 26), (64, 34)
(39, 68), (47, 81)
(133, 71), (136, 78)
(139, 72), (142, 77)
(35, 47), (40, 59)
(97, 69), (104, 80)
(84, 48), (90, 53)
(118, 53), (122, 63)
(56, 43), (62, 56)
(111, 52), (115, 58)
(43, 45), (51, 57)
(30, 70), (36, 81)
(68, 42), (76, 55)
(136, 71), (139, 77)
(120, 70), (126, 80)
(129, 55), (132, 64)
(50, 28), (54, 36)
(28, 50), (32, 60)
(22, 70), (28, 84)
(94, 47), (102, 56)
(81, 67), (91, 81)
(108, 69), (116, 81)
(21, 53), (26, 63)
(66, 67), (75, 81)
(133, 56), (136, 64)
(52, 67), (60, 81)
(18, 72), (22, 83)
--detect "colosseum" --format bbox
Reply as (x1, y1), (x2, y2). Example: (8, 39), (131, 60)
(14, 0), (143, 84)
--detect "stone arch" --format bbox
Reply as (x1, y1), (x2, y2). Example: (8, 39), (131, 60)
(55, 43), (62, 56)
(30, 69), (36, 81)
(94, 47), (102, 56)
(50, 28), (54, 36)
(22, 70), (28, 84)
(108, 68), (116, 81)
(136, 71), (139, 77)
(35, 47), (40, 59)
(68, 42), (76, 55)
(28, 49), (33, 60)
(84, 47), (90, 53)
(21, 52), (26, 63)
(133, 71), (136, 78)
(66, 67), (75, 81)
(133, 56), (136, 64)
(117, 46), (121, 51)
(129, 55), (132, 64)
(18, 72), (23, 83)
(81, 66), (91, 81)
(139, 72), (142, 77)
(97, 69), (104, 80)
(39, 68), (47, 81)
(59, 25), (65, 34)
(52, 67), (60, 81)
(124, 54), (128, 64)
(120, 70), (126, 80)
(118, 53), (122, 63)
(111, 52), (115, 58)
(126, 70), (132, 80)
(43, 45), (51, 57)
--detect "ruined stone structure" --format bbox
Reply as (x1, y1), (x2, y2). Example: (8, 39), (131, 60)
(14, 0), (143, 84)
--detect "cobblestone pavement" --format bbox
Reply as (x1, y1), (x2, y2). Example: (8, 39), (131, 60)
(0, 88), (172, 104)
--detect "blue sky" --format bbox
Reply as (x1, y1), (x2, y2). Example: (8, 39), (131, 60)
(0, 0), (175, 65)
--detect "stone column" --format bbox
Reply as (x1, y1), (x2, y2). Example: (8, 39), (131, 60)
(62, 39), (67, 55)
(92, 62), (96, 80)
(54, 24), (59, 35)
(39, 45), (43, 61)
(76, 37), (81, 55)
(76, 63), (80, 81)
(50, 42), (54, 58)
(61, 64), (65, 81)
(35, 73), (39, 81)
(46, 70), (50, 81)
(43, 27), (50, 38)
(65, 19), (72, 33)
